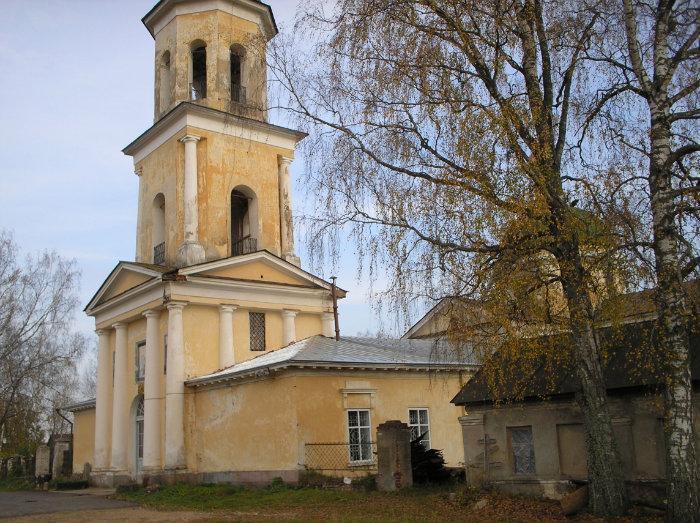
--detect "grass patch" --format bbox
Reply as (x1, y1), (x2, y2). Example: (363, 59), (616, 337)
(0, 476), (34, 492)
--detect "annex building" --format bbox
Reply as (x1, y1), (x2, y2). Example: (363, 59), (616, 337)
(65, 0), (476, 486)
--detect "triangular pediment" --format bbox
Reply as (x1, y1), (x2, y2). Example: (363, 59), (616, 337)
(180, 251), (344, 294)
(85, 262), (168, 312)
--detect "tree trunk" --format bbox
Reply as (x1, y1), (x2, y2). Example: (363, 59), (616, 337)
(558, 247), (629, 516)
(649, 102), (700, 523)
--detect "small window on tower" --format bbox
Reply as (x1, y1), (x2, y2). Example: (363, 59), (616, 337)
(191, 44), (207, 100)
(249, 312), (266, 351)
(230, 46), (245, 104)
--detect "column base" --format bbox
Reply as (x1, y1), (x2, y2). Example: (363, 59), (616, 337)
(177, 241), (205, 267)
(89, 469), (133, 488)
(283, 253), (301, 267)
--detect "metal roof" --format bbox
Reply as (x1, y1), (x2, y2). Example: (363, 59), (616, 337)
(62, 398), (96, 412)
(187, 335), (479, 387)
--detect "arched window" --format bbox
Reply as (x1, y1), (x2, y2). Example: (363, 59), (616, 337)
(134, 395), (144, 472)
(159, 50), (171, 110)
(231, 186), (259, 256)
(191, 42), (207, 100)
(152, 193), (165, 264)
(230, 45), (245, 103)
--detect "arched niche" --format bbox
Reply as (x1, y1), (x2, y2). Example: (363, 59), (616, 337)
(152, 193), (166, 264)
(159, 50), (171, 111)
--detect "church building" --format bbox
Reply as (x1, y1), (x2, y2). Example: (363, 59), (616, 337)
(65, 0), (476, 486)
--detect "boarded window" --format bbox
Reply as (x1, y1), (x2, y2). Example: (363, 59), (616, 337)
(508, 426), (536, 475)
(249, 312), (266, 351)
(557, 423), (587, 477)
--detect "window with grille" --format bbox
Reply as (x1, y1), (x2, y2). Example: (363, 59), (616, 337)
(249, 312), (266, 351)
(135, 341), (146, 382)
(408, 408), (430, 449)
(508, 426), (536, 475)
(348, 409), (372, 463)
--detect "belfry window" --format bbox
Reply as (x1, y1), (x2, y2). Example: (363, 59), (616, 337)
(191, 44), (207, 100)
(230, 46), (245, 103)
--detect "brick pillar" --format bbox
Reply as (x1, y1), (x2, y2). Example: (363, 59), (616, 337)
(376, 420), (413, 491)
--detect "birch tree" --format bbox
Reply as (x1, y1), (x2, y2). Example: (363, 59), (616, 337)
(273, 0), (629, 514)
(583, 1), (699, 519)
(0, 231), (87, 455)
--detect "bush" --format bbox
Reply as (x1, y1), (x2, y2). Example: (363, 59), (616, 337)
(410, 435), (451, 484)
(54, 479), (89, 490)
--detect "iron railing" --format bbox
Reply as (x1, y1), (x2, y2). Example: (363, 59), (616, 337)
(231, 84), (247, 104)
(190, 82), (206, 100)
(304, 442), (377, 471)
(232, 236), (257, 256)
(153, 242), (166, 265)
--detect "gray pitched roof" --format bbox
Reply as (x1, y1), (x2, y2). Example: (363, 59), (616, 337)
(187, 335), (479, 387)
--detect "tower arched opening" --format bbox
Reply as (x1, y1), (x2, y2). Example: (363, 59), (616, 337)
(152, 193), (166, 264)
(190, 41), (207, 100)
(231, 186), (259, 256)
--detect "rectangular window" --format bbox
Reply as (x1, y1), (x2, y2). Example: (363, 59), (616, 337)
(163, 334), (168, 374)
(249, 312), (266, 351)
(347, 409), (372, 463)
(508, 426), (536, 475)
(408, 408), (431, 449)
(135, 341), (146, 382)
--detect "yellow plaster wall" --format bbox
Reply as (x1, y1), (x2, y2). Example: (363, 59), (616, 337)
(295, 313), (323, 342)
(192, 375), (299, 472)
(135, 138), (182, 266)
(72, 409), (95, 474)
(191, 370), (470, 476)
(202, 260), (312, 287)
(101, 271), (153, 303)
(135, 129), (295, 268)
(184, 304), (220, 377)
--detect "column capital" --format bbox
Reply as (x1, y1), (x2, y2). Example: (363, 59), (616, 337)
(278, 156), (293, 167)
(134, 166), (143, 177)
(166, 301), (188, 312)
(111, 322), (127, 330)
(219, 304), (238, 313)
(281, 309), (298, 318)
(95, 328), (108, 336)
(179, 134), (201, 144)
(143, 309), (161, 319)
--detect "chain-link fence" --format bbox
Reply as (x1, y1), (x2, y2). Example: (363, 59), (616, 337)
(304, 443), (377, 472)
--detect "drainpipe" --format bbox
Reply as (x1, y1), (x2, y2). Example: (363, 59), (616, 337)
(330, 276), (340, 341)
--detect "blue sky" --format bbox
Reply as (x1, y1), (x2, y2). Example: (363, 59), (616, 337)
(0, 0), (411, 342)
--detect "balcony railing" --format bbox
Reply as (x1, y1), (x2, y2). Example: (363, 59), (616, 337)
(231, 84), (247, 104)
(232, 236), (257, 256)
(190, 82), (206, 101)
(153, 242), (166, 265)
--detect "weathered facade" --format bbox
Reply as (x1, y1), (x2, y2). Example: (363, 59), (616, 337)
(452, 318), (700, 501)
(65, 0), (476, 486)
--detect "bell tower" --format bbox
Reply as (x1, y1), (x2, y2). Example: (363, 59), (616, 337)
(146, 0), (274, 123)
(123, 0), (305, 268)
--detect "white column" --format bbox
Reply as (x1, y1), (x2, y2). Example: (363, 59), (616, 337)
(177, 135), (205, 267)
(165, 301), (187, 470)
(282, 310), (297, 346)
(110, 322), (129, 472)
(142, 309), (162, 471)
(321, 312), (335, 338)
(93, 329), (112, 470)
(278, 156), (300, 266)
(219, 305), (237, 369)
